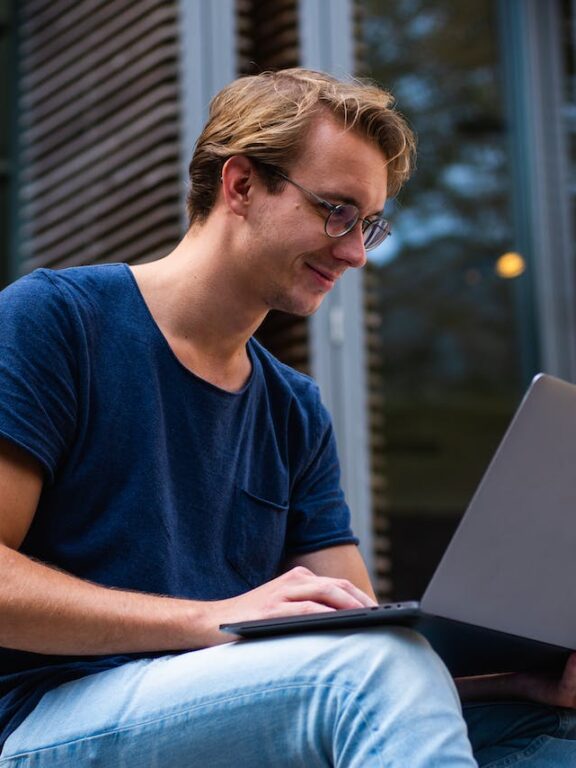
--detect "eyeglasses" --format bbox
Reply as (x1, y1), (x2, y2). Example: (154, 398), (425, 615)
(272, 169), (391, 251)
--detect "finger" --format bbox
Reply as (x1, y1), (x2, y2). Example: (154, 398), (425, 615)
(282, 580), (369, 611)
(273, 570), (376, 610)
(318, 582), (370, 610)
(270, 601), (337, 617)
(333, 579), (378, 608)
(308, 577), (377, 609)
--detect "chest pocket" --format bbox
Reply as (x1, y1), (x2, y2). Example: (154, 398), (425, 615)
(226, 485), (289, 589)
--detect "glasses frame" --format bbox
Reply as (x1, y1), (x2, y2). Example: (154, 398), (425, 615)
(271, 168), (391, 251)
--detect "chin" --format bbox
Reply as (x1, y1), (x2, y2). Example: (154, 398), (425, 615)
(278, 297), (325, 317)
(266, 289), (326, 317)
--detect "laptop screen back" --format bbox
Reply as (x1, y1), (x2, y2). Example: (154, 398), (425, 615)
(421, 374), (576, 650)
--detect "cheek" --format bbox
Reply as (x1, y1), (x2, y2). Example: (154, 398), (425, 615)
(250, 200), (326, 260)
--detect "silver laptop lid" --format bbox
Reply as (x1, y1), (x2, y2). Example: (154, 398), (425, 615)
(421, 374), (576, 650)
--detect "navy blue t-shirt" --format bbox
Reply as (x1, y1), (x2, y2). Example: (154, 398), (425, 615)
(0, 264), (357, 747)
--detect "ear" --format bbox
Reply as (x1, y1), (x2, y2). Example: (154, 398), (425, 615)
(220, 156), (259, 218)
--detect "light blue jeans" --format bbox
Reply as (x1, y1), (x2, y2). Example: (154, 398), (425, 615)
(0, 628), (574, 767)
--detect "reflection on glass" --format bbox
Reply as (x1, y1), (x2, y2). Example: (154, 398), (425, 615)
(361, 0), (538, 598)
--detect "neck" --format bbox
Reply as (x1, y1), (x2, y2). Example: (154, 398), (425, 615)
(130, 223), (267, 391)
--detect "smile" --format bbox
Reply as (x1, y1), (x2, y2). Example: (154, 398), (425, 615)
(306, 263), (341, 289)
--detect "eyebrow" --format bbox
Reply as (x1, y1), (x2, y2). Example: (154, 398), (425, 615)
(316, 189), (360, 207)
(316, 189), (385, 218)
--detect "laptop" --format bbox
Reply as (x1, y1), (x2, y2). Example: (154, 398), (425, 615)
(221, 373), (576, 676)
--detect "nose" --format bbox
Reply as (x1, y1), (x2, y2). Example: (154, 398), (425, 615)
(329, 224), (367, 270)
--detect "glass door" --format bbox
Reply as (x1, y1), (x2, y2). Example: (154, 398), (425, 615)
(360, 0), (541, 599)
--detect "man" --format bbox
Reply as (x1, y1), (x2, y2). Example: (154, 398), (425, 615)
(0, 68), (574, 767)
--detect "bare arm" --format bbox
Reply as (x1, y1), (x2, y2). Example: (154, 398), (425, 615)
(456, 654), (576, 708)
(0, 440), (375, 655)
(0, 439), (214, 654)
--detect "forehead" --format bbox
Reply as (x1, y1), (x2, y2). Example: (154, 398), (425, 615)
(291, 117), (389, 210)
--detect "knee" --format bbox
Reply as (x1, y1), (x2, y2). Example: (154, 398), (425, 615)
(308, 627), (455, 699)
(350, 627), (454, 689)
(344, 625), (444, 669)
(252, 626), (456, 707)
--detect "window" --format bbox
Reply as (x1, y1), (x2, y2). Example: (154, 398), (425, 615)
(361, 0), (549, 598)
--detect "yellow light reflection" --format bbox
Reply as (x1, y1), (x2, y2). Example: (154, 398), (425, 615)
(496, 252), (526, 279)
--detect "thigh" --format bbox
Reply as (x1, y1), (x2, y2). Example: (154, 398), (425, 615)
(1, 629), (476, 768)
(464, 700), (576, 767)
(5, 640), (325, 768)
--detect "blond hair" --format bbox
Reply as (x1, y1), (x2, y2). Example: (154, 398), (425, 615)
(186, 68), (416, 225)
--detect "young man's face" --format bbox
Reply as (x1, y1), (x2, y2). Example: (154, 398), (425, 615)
(245, 116), (390, 317)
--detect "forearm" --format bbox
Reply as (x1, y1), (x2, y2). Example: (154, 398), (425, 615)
(0, 549), (376, 658)
(455, 674), (526, 702)
(456, 654), (576, 708)
(0, 545), (217, 655)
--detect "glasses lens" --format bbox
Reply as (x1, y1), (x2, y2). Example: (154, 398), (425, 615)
(363, 218), (391, 251)
(325, 204), (360, 237)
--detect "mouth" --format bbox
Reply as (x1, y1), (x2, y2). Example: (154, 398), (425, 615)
(305, 263), (342, 290)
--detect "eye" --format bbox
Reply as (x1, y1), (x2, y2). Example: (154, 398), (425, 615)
(331, 204), (358, 228)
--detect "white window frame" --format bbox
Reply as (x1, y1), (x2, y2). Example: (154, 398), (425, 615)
(178, 0), (237, 230)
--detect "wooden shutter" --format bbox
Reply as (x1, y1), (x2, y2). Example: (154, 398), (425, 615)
(17, 0), (182, 274)
(0, 0), (14, 288)
(364, 263), (392, 598)
(237, 0), (299, 74)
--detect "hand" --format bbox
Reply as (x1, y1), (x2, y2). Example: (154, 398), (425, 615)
(456, 653), (576, 709)
(513, 653), (576, 708)
(205, 566), (377, 645)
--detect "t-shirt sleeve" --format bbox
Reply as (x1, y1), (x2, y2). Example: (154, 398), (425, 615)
(285, 395), (359, 554)
(0, 271), (79, 481)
